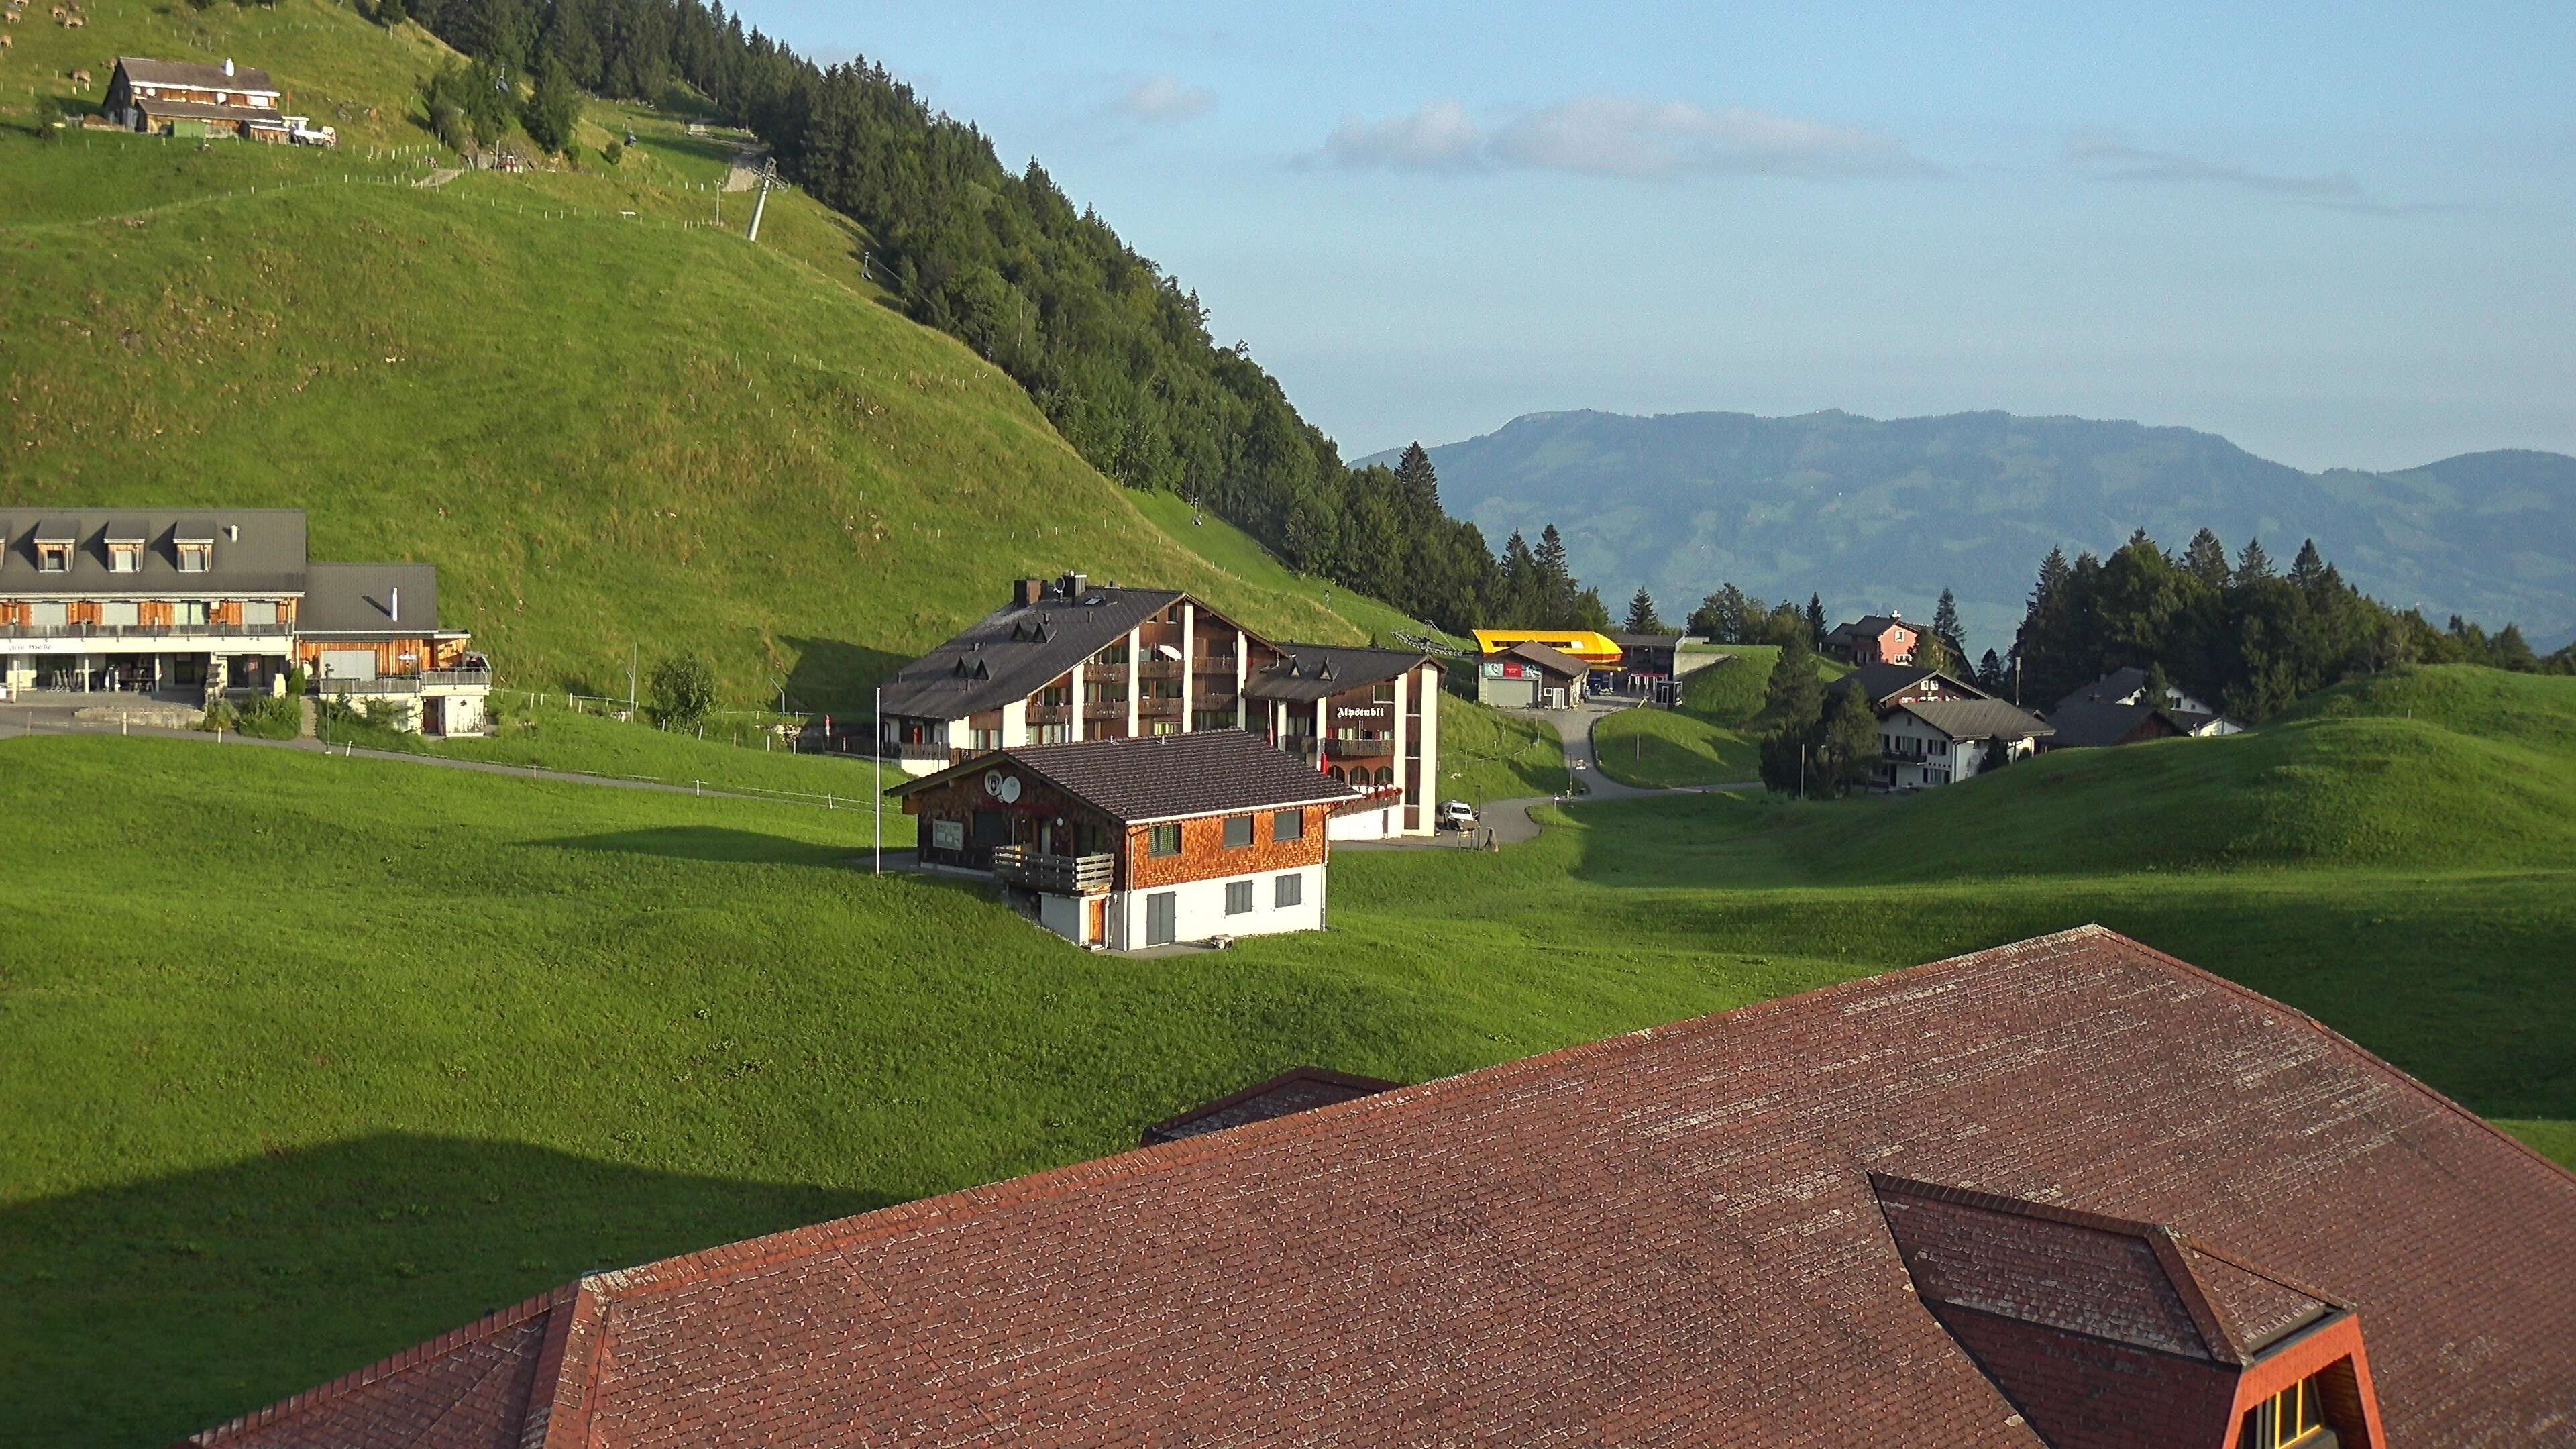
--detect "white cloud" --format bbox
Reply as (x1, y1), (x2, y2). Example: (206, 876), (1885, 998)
(1493, 96), (1928, 180)
(1322, 100), (1488, 172)
(1114, 74), (1218, 125)
(2068, 138), (2447, 216)
(1319, 95), (1927, 180)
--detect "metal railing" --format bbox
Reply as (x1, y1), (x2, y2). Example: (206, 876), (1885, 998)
(420, 668), (492, 687)
(1322, 737), (1397, 757)
(314, 676), (423, 696)
(989, 846), (1117, 896)
(0, 620), (292, 641)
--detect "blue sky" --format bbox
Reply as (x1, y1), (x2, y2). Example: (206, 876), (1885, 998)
(733, 1), (2575, 472)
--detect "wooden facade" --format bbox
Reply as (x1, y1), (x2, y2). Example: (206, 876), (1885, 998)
(901, 770), (1329, 895)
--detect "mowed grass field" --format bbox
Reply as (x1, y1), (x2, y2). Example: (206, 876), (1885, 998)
(1591, 645), (1852, 786)
(5, 665), (2570, 1444)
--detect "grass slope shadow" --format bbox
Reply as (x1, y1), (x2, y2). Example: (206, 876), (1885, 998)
(0, 1134), (892, 1446)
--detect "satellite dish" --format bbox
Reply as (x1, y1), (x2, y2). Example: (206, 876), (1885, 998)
(1000, 776), (1022, 804)
(983, 770), (1004, 798)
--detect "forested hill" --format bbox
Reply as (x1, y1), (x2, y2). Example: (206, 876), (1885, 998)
(399, 0), (1506, 631)
(1372, 409), (2576, 655)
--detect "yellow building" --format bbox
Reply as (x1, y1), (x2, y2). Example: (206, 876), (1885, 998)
(1470, 629), (1623, 668)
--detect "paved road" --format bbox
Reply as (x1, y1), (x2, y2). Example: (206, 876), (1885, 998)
(1340, 703), (1756, 853)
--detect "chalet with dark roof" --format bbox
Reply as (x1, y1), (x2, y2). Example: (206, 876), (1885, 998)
(188, 927), (2576, 1447)
(0, 508), (488, 733)
(1825, 663), (2050, 788)
(2053, 666), (2241, 743)
(1242, 643), (1439, 837)
(887, 730), (1359, 948)
(873, 572), (1304, 773)
(103, 56), (289, 140)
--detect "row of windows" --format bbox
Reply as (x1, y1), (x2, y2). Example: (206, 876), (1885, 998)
(1148, 810), (1304, 857)
(15, 600), (276, 627)
(1223, 873), (1304, 914)
(34, 540), (213, 573)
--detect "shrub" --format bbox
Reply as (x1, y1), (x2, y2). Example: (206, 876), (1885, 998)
(196, 698), (241, 733)
(233, 692), (304, 741)
(285, 666), (308, 698)
(602, 141), (622, 166)
(377, 0), (407, 25)
(646, 655), (716, 731)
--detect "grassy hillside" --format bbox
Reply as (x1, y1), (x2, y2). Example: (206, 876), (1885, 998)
(0, 0), (1438, 714)
(1592, 646), (1851, 787)
(6, 698), (2569, 1442)
(1727, 665), (2576, 881)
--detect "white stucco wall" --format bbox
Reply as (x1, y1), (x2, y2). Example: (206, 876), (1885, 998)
(1328, 806), (1398, 841)
(1108, 864), (1327, 948)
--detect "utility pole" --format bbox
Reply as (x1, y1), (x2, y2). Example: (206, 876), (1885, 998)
(628, 643), (637, 718)
(745, 157), (777, 241)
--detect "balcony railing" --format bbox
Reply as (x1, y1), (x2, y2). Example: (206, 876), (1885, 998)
(1195, 693), (1239, 714)
(989, 846), (1117, 896)
(1026, 703), (1072, 725)
(1082, 701), (1126, 720)
(0, 620), (292, 641)
(1140, 697), (1183, 718)
(421, 668), (492, 688)
(1085, 663), (1130, 683)
(1323, 737), (1397, 757)
(1136, 659), (1183, 680)
(315, 676), (422, 696)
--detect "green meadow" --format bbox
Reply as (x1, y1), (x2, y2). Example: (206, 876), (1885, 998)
(1591, 645), (1852, 786)
(5, 665), (2570, 1444)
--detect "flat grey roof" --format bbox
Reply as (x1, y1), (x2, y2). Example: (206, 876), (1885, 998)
(301, 561), (439, 635)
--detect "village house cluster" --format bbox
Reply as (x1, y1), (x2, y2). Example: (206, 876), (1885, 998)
(184, 927), (2576, 1447)
(0, 508), (487, 733)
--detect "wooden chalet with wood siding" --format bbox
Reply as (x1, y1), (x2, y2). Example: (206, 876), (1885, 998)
(888, 731), (1359, 949)
(0, 508), (489, 733)
(102, 56), (290, 141)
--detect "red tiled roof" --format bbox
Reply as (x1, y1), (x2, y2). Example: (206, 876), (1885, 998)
(1140, 1065), (1403, 1144)
(191, 927), (2576, 1447)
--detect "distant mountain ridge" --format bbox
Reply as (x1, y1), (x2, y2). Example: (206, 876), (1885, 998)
(1365, 410), (2576, 657)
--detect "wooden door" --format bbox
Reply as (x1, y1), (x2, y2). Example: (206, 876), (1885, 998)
(1087, 896), (1107, 945)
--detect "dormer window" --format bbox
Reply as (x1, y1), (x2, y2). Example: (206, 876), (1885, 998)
(2240, 1374), (2326, 1449)
(36, 541), (71, 574)
(108, 541), (143, 574)
(176, 537), (213, 572)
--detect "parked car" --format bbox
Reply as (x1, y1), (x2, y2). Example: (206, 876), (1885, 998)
(1436, 799), (1479, 831)
(282, 115), (336, 148)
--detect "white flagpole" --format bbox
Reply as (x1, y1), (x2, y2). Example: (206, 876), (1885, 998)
(873, 686), (883, 875)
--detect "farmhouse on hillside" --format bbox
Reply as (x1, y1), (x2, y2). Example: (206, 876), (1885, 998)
(185, 927), (2576, 1447)
(873, 574), (1445, 836)
(888, 730), (1359, 949)
(1822, 611), (1922, 665)
(1827, 661), (2053, 788)
(102, 56), (288, 141)
(0, 508), (489, 733)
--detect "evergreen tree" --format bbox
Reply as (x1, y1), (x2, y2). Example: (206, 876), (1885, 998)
(1534, 524), (1574, 618)
(1815, 685), (1882, 797)
(1978, 649), (2006, 693)
(1980, 736), (2015, 775)
(462, 0), (538, 72)
(539, 0), (603, 89)
(522, 54), (583, 154)
(1932, 588), (1962, 654)
(2289, 538), (2329, 592)
(1764, 629), (1822, 722)
(1911, 629), (1959, 680)
(2492, 623), (2540, 672)
(1805, 593), (1827, 645)
(1688, 584), (1750, 643)
(2143, 661), (2176, 708)
(1622, 587), (1665, 635)
(1393, 443), (1440, 516)
(1569, 587), (1615, 634)
(2183, 528), (2231, 588)
(377, 0), (409, 26)
(2235, 537), (2275, 585)
(1498, 531), (1539, 624)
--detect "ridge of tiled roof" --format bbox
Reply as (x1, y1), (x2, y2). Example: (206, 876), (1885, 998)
(878, 584), (1238, 720)
(189, 926), (2576, 1447)
(1896, 697), (2055, 741)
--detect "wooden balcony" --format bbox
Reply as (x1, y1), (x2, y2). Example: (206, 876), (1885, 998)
(990, 846), (1117, 896)
(1082, 701), (1126, 720)
(1194, 693), (1239, 714)
(1085, 663), (1130, 683)
(1026, 703), (1072, 725)
(1136, 659), (1184, 680)
(1140, 696), (1183, 718)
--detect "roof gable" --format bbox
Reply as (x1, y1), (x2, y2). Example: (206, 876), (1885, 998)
(1242, 644), (1431, 702)
(890, 729), (1360, 822)
(878, 585), (1256, 720)
(116, 56), (282, 94)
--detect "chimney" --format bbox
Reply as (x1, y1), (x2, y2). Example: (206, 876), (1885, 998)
(1061, 572), (1087, 600)
(223, 57), (236, 77)
(388, 586), (400, 623)
(1013, 578), (1044, 608)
